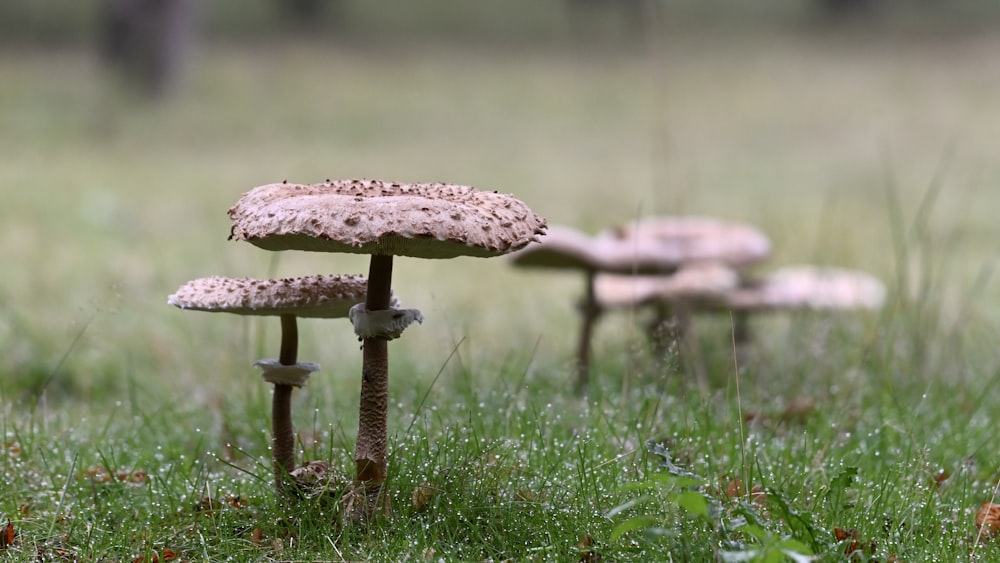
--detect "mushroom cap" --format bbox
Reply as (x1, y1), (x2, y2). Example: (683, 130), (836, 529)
(508, 224), (606, 271)
(594, 263), (741, 310)
(168, 274), (384, 318)
(722, 266), (886, 311)
(508, 223), (685, 275)
(599, 216), (772, 269)
(227, 179), (547, 259)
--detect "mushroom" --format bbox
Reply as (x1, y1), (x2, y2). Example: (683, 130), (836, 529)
(609, 265), (886, 365)
(509, 217), (771, 392)
(509, 224), (693, 392)
(593, 262), (741, 311)
(227, 179), (546, 516)
(168, 273), (382, 493)
(593, 263), (741, 381)
(598, 215), (772, 270)
(713, 265), (886, 362)
(719, 265), (887, 312)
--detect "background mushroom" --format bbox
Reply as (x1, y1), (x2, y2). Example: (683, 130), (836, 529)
(599, 215), (773, 269)
(509, 224), (697, 393)
(719, 265), (887, 312)
(227, 178), (546, 518)
(612, 265), (887, 368)
(593, 263), (741, 386)
(509, 217), (771, 392)
(168, 273), (378, 493)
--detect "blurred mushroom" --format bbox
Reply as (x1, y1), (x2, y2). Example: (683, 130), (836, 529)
(510, 224), (693, 392)
(228, 179), (546, 518)
(168, 273), (378, 493)
(594, 262), (740, 311)
(644, 265), (885, 365)
(720, 265), (886, 312)
(594, 263), (741, 381)
(599, 215), (772, 269)
(510, 217), (770, 392)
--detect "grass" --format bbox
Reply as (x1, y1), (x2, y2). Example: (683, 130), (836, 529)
(2, 20), (1000, 560)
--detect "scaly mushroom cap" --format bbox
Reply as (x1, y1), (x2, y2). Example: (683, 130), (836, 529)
(594, 263), (741, 310)
(227, 179), (547, 259)
(599, 216), (772, 269)
(722, 266), (886, 311)
(168, 274), (383, 318)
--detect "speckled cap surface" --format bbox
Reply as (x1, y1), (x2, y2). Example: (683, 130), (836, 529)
(168, 274), (375, 318)
(227, 179), (547, 259)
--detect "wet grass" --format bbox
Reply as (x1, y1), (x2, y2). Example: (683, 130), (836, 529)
(2, 27), (1000, 561)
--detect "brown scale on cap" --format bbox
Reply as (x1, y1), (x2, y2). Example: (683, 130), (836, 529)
(227, 179), (546, 259)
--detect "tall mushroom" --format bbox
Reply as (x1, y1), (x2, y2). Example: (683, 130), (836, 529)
(227, 179), (546, 515)
(509, 224), (685, 392)
(168, 274), (380, 493)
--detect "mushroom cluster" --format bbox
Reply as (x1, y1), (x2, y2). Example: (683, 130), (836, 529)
(510, 216), (773, 391)
(171, 179), (546, 520)
(510, 216), (884, 391)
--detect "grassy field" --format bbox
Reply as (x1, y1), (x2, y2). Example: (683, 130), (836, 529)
(2, 20), (1000, 561)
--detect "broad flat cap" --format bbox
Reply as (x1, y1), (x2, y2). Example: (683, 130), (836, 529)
(509, 224), (684, 275)
(168, 274), (379, 318)
(594, 263), (740, 310)
(508, 224), (606, 271)
(722, 266), (886, 311)
(228, 179), (547, 259)
(599, 216), (772, 269)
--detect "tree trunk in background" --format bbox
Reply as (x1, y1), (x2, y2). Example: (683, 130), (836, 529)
(100, 0), (196, 97)
(819, 0), (875, 20)
(278, 0), (325, 20)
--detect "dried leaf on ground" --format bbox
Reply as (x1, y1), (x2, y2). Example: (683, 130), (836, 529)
(975, 501), (1000, 539)
(132, 548), (177, 563)
(833, 527), (875, 558)
(578, 534), (602, 562)
(412, 482), (438, 512)
(0, 520), (15, 549)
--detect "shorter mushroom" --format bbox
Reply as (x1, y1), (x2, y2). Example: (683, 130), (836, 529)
(594, 262), (741, 311)
(168, 273), (393, 494)
(592, 263), (740, 382)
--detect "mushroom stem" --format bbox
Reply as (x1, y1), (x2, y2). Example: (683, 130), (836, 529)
(355, 254), (393, 501)
(273, 313), (298, 492)
(575, 271), (600, 395)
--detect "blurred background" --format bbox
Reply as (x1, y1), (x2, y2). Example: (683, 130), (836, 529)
(2, 0), (999, 401)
